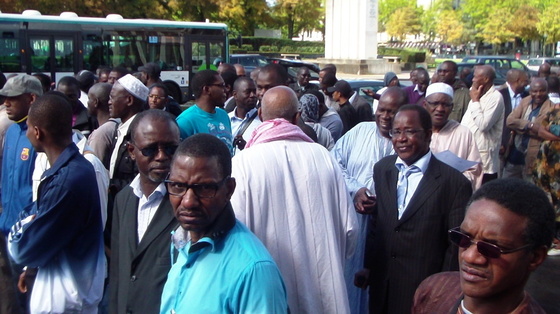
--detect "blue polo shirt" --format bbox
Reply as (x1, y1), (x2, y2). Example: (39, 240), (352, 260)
(160, 208), (287, 314)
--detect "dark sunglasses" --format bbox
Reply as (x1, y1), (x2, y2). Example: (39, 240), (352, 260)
(130, 143), (178, 158)
(448, 227), (531, 259)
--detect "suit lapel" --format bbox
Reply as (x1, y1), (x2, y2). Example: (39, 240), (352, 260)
(134, 195), (176, 258)
(384, 161), (399, 220)
(124, 189), (140, 253)
(397, 157), (441, 225)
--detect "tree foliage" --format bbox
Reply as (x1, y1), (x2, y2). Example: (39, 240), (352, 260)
(436, 10), (465, 45)
(537, 4), (560, 45)
(386, 6), (422, 41)
(378, 0), (415, 32)
(269, 0), (324, 39)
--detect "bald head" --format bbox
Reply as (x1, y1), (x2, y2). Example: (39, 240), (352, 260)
(506, 69), (528, 94)
(538, 63), (551, 77)
(259, 86), (299, 122)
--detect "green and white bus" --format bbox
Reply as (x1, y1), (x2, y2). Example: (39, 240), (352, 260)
(0, 10), (229, 102)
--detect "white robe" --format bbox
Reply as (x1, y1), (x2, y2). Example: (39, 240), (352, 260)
(331, 122), (394, 314)
(231, 140), (358, 314)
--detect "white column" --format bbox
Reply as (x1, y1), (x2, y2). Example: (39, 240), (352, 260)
(325, 0), (378, 60)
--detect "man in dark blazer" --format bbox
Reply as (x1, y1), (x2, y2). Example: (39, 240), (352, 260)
(499, 69), (529, 169)
(109, 110), (180, 314)
(289, 66), (319, 98)
(359, 105), (472, 314)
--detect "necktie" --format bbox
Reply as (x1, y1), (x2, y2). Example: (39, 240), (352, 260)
(397, 164), (420, 219)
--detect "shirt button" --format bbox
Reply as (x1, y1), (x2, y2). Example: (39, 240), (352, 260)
(130, 275), (137, 282)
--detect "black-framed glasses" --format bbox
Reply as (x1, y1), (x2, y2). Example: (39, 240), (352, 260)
(389, 129), (424, 138)
(448, 227), (532, 259)
(425, 100), (453, 108)
(165, 176), (230, 199)
(129, 143), (178, 158)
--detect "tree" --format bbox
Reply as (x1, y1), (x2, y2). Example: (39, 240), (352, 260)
(216, 0), (272, 36)
(436, 10), (465, 45)
(378, 0), (415, 32)
(386, 6), (421, 41)
(480, 7), (516, 47)
(270, 0), (324, 39)
(537, 4), (560, 56)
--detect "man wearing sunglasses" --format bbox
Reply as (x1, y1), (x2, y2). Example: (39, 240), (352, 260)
(413, 178), (554, 313)
(160, 133), (287, 313)
(109, 109), (180, 314)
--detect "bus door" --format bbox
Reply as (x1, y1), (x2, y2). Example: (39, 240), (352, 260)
(25, 32), (80, 86)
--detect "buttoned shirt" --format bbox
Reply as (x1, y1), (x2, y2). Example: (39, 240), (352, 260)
(507, 83), (522, 110)
(394, 151), (431, 219)
(130, 175), (166, 242)
(109, 114), (136, 178)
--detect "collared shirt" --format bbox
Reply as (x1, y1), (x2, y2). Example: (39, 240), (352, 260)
(130, 175), (166, 242)
(160, 205), (288, 313)
(507, 82), (522, 110)
(109, 114), (136, 178)
(349, 91), (358, 104)
(228, 107), (262, 140)
(394, 151), (432, 219)
(414, 84), (425, 96)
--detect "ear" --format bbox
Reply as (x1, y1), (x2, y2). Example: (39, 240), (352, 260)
(127, 142), (136, 161)
(528, 245), (548, 272)
(257, 107), (263, 121)
(31, 125), (42, 142)
(225, 177), (236, 199)
(292, 111), (301, 125)
(422, 99), (428, 109)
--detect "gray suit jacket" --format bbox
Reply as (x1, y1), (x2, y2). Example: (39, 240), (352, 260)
(351, 93), (373, 123)
(366, 154), (472, 314)
(109, 186), (178, 314)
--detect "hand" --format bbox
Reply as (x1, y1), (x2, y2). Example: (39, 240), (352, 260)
(469, 84), (483, 102)
(499, 145), (505, 155)
(354, 268), (370, 289)
(18, 270), (27, 293)
(354, 187), (376, 215)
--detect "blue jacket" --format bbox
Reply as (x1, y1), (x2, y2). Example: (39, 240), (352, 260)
(9, 143), (105, 311)
(0, 120), (36, 235)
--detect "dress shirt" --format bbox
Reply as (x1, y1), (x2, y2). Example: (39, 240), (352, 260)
(507, 83), (522, 110)
(109, 114), (136, 178)
(130, 175), (166, 242)
(394, 151), (432, 219)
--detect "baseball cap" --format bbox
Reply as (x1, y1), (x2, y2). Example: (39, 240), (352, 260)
(327, 80), (352, 96)
(138, 62), (161, 78)
(117, 74), (149, 101)
(0, 74), (43, 97)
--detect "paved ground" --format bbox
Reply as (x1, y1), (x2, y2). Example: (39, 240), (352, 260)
(526, 254), (560, 313)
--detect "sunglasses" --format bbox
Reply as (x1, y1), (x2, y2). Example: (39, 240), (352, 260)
(448, 227), (531, 259)
(130, 143), (178, 158)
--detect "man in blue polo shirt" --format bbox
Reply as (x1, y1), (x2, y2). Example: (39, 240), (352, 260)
(160, 133), (287, 313)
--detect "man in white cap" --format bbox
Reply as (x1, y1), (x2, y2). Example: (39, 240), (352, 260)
(423, 82), (483, 190)
(108, 74), (149, 193)
(0, 74), (42, 311)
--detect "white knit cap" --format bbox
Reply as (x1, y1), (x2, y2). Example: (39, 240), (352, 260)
(426, 82), (454, 98)
(117, 74), (149, 100)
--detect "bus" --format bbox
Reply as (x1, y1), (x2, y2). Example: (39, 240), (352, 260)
(0, 10), (229, 102)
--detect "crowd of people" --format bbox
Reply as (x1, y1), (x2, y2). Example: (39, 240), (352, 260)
(0, 58), (557, 314)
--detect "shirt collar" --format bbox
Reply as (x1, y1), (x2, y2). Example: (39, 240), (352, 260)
(414, 84), (425, 96)
(506, 83), (519, 98)
(349, 91), (358, 103)
(130, 174), (167, 199)
(42, 143), (80, 180)
(182, 202), (236, 254)
(394, 150), (432, 174)
(231, 107), (257, 121)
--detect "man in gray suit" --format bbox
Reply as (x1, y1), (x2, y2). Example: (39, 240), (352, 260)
(109, 109), (180, 313)
(358, 105), (472, 314)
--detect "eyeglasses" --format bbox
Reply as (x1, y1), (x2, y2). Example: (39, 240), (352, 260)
(425, 100), (453, 108)
(129, 143), (178, 158)
(208, 83), (226, 88)
(148, 94), (166, 100)
(448, 227), (532, 259)
(389, 129), (424, 138)
(165, 176), (230, 199)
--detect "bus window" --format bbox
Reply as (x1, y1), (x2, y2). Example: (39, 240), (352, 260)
(210, 42), (224, 69)
(146, 33), (185, 71)
(29, 37), (50, 72)
(54, 38), (74, 72)
(0, 33), (20, 72)
(192, 41), (210, 72)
